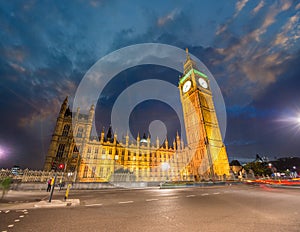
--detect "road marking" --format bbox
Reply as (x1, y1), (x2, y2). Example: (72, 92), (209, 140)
(86, 203), (103, 207)
(146, 199), (158, 202)
(7, 225), (14, 228)
(5, 210), (10, 214)
(118, 201), (134, 204)
(186, 195), (196, 198)
(213, 192), (220, 195)
(168, 196), (179, 199)
(201, 193), (209, 196)
(19, 215), (24, 218)
(24, 212), (28, 214)
(14, 219), (20, 222)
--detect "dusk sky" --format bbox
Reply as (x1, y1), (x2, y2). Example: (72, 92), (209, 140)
(1, 0), (300, 169)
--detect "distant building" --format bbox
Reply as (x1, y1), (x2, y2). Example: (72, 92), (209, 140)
(11, 165), (21, 175)
(43, 50), (230, 182)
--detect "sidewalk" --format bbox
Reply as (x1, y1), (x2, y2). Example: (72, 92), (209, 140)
(0, 189), (80, 210)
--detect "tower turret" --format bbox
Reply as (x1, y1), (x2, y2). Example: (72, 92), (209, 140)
(156, 137), (160, 149)
(59, 96), (68, 117)
(85, 104), (95, 140)
(176, 131), (181, 150)
(100, 127), (105, 143)
(125, 131), (129, 146)
(136, 133), (140, 148)
(165, 137), (169, 149)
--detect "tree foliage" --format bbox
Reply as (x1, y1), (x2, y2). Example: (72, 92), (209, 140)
(244, 162), (272, 177)
(0, 177), (12, 200)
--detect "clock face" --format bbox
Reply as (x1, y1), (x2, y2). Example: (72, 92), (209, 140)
(198, 78), (208, 89)
(182, 80), (192, 93)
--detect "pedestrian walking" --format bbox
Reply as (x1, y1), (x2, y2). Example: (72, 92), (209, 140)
(46, 178), (52, 192)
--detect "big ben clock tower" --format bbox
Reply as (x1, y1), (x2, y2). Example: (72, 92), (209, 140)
(179, 48), (229, 179)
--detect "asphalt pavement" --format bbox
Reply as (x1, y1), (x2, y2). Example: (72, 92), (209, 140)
(0, 185), (299, 232)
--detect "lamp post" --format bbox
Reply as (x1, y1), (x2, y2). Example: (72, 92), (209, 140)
(268, 163), (275, 179)
(293, 166), (297, 178)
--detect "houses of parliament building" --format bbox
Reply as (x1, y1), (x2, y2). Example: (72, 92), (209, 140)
(43, 50), (230, 182)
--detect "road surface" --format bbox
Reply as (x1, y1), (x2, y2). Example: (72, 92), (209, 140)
(1, 184), (299, 231)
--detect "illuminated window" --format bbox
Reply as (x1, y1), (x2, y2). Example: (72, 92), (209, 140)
(83, 166), (88, 178)
(99, 167), (104, 177)
(91, 167), (96, 178)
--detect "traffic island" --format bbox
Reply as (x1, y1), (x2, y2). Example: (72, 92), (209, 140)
(34, 199), (80, 208)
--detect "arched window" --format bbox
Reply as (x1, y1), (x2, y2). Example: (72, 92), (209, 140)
(62, 124), (70, 137)
(56, 144), (65, 159)
(99, 167), (104, 177)
(91, 167), (96, 178)
(83, 165), (88, 178)
(77, 127), (84, 138)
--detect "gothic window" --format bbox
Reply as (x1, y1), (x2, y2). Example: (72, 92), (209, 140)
(83, 165), (88, 178)
(95, 148), (98, 153)
(94, 153), (97, 159)
(77, 127), (84, 138)
(56, 144), (65, 159)
(62, 124), (70, 137)
(87, 147), (91, 153)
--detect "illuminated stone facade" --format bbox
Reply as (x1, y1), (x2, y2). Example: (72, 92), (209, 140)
(178, 49), (230, 179)
(44, 51), (229, 182)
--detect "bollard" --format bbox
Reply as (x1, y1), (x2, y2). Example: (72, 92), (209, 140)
(64, 184), (72, 201)
(49, 173), (57, 203)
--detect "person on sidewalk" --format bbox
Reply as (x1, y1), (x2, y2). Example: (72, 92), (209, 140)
(46, 179), (52, 192)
